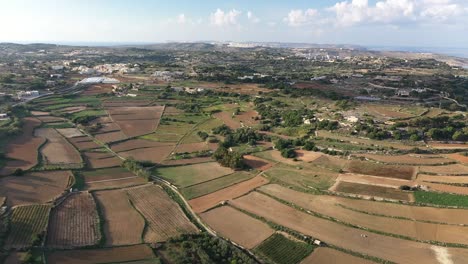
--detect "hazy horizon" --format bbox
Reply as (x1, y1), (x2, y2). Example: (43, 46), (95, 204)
(1, 0), (467, 48)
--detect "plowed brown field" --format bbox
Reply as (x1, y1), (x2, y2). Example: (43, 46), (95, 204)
(231, 192), (468, 264)
(127, 185), (198, 242)
(0, 171), (71, 206)
(189, 176), (269, 213)
(35, 128), (81, 165)
(201, 206), (274, 249)
(46, 192), (101, 249)
(93, 189), (144, 246)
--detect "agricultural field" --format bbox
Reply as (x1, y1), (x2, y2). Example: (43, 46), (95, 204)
(345, 160), (416, 180)
(243, 155), (273, 171)
(56, 128), (84, 138)
(263, 163), (338, 191)
(46, 192), (101, 249)
(231, 192), (468, 264)
(332, 181), (413, 201)
(155, 162), (234, 187)
(46, 244), (156, 264)
(260, 184), (468, 245)
(354, 153), (453, 165)
(68, 136), (101, 151)
(4, 204), (51, 249)
(34, 128), (82, 166)
(189, 176), (269, 213)
(117, 144), (175, 163)
(93, 189), (145, 246)
(106, 106), (164, 138)
(83, 150), (122, 169)
(181, 171), (255, 199)
(302, 247), (375, 264)
(419, 164), (468, 175)
(127, 185), (198, 242)
(254, 233), (314, 264)
(414, 191), (468, 207)
(200, 206), (274, 249)
(0, 117), (45, 175)
(445, 153), (468, 164)
(0, 171), (71, 206)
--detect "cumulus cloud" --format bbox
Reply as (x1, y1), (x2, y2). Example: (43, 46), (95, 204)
(210, 9), (241, 26)
(328, 0), (466, 27)
(284, 9), (318, 26)
(176, 14), (187, 24)
(247, 11), (260, 23)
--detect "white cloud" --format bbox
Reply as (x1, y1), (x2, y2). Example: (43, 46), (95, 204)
(210, 9), (241, 26)
(247, 11), (260, 23)
(284, 9), (318, 26)
(328, 0), (466, 27)
(176, 14), (187, 24)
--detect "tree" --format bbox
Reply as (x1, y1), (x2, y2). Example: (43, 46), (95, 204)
(303, 141), (315, 151)
(410, 134), (420, 141)
(281, 148), (296, 158)
(213, 147), (244, 169)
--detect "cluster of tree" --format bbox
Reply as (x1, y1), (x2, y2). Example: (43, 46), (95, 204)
(213, 146), (244, 169)
(121, 157), (151, 181)
(275, 138), (315, 158)
(282, 109), (314, 127)
(394, 116), (468, 141)
(213, 126), (263, 148)
(165, 234), (256, 264)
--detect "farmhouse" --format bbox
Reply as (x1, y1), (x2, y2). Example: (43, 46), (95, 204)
(0, 113), (8, 120)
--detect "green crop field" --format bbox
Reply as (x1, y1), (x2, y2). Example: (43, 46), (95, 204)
(255, 234), (314, 264)
(414, 191), (468, 207)
(181, 171), (254, 199)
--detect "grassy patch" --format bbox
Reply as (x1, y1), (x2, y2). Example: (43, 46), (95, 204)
(414, 191), (468, 207)
(154, 162), (233, 187)
(255, 233), (314, 264)
(181, 171), (254, 199)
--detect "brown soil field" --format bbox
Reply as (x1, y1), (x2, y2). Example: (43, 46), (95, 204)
(68, 136), (101, 150)
(310, 155), (349, 171)
(36, 116), (66, 123)
(336, 196), (468, 225)
(243, 155), (273, 171)
(117, 119), (161, 138)
(161, 157), (214, 166)
(333, 181), (412, 201)
(261, 184), (468, 245)
(35, 128), (82, 165)
(107, 106), (164, 120)
(424, 182), (468, 195)
(85, 176), (147, 191)
(111, 139), (173, 152)
(233, 110), (260, 127)
(302, 247), (375, 264)
(231, 192), (468, 264)
(127, 185), (198, 242)
(336, 173), (414, 188)
(295, 150), (322, 162)
(445, 153), (468, 164)
(213, 111), (242, 129)
(56, 128), (83, 138)
(0, 117), (45, 175)
(83, 151), (122, 169)
(254, 150), (301, 165)
(200, 206), (274, 249)
(346, 160), (416, 180)
(174, 142), (218, 153)
(118, 145), (175, 163)
(202, 82), (269, 95)
(82, 84), (113, 95)
(89, 116), (113, 125)
(417, 174), (468, 184)
(428, 142), (468, 150)
(82, 168), (135, 183)
(46, 192), (101, 249)
(30, 111), (50, 116)
(189, 176), (269, 213)
(94, 130), (128, 143)
(354, 153), (452, 165)
(0, 171), (71, 206)
(47, 244), (155, 264)
(419, 164), (468, 175)
(93, 189), (145, 246)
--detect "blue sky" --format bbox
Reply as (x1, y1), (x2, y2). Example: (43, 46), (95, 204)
(0, 0), (467, 47)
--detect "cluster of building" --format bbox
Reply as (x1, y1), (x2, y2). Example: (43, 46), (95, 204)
(73, 64), (140, 75)
(152, 71), (184, 82)
(172, 86), (204, 94)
